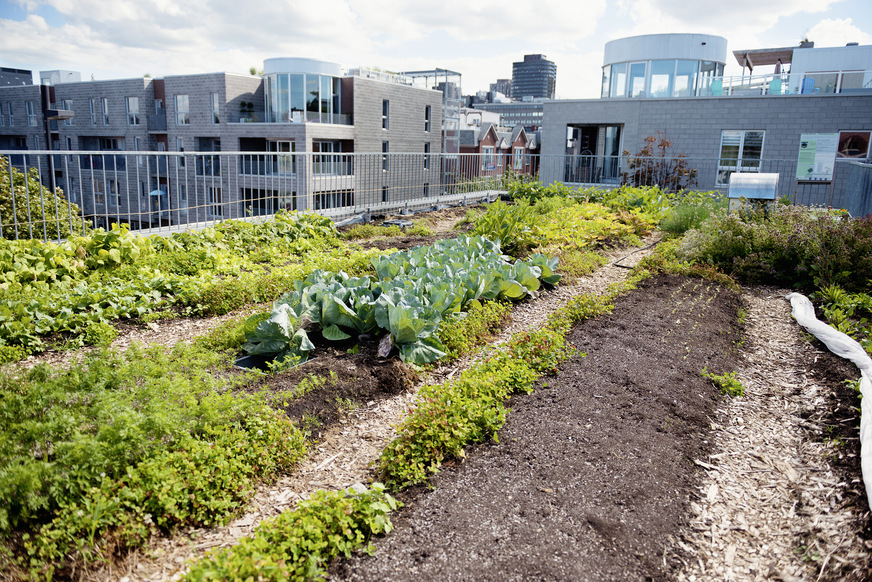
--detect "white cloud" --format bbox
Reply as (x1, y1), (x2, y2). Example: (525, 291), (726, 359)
(805, 17), (872, 47)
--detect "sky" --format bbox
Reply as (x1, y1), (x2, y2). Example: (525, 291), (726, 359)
(1, 0), (871, 100)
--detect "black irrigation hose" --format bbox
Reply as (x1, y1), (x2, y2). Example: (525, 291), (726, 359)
(611, 237), (663, 269)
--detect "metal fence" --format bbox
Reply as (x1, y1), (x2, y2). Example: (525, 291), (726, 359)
(1, 149), (861, 242)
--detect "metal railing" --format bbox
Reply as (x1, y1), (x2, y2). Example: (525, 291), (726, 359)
(1, 149), (862, 242)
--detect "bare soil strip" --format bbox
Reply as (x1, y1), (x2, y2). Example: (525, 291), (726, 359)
(674, 288), (871, 582)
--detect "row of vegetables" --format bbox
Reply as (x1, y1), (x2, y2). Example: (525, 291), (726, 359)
(243, 235), (560, 366)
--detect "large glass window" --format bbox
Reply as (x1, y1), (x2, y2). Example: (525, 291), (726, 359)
(628, 62), (647, 98)
(601, 66), (611, 98)
(674, 60), (698, 96)
(268, 140), (295, 174)
(277, 74), (290, 122)
(603, 125), (622, 179)
(837, 131), (871, 159)
(425, 105), (431, 132)
(382, 100), (389, 130)
(126, 97), (140, 125)
(718, 130), (764, 185)
(102, 97), (109, 125)
(321, 75), (332, 120)
(609, 63), (626, 98)
(290, 74), (305, 120)
(698, 61), (723, 96)
(175, 94), (189, 125)
(306, 76), (319, 121)
(211, 93), (220, 124)
(89, 98), (97, 125)
(382, 141), (389, 171)
(25, 101), (37, 126)
(650, 60), (675, 98)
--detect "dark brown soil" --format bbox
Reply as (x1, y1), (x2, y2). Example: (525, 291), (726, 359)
(801, 338), (871, 522)
(330, 274), (743, 581)
(245, 338), (418, 430)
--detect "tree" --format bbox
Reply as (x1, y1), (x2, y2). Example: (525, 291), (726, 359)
(0, 156), (86, 241)
(621, 132), (698, 192)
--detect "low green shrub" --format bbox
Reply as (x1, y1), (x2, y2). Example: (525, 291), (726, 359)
(184, 484), (400, 582)
(702, 368), (745, 397)
(659, 193), (727, 236)
(437, 300), (512, 360)
(83, 321), (118, 346)
(343, 224), (403, 240)
(675, 205), (872, 292)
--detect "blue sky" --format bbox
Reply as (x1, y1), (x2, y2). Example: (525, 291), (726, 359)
(1, 0), (870, 99)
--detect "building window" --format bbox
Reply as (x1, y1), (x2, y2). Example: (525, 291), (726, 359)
(382, 99), (389, 130)
(134, 136), (143, 166)
(513, 147), (525, 170)
(107, 179), (119, 207)
(25, 101), (38, 126)
(177, 137), (185, 168)
(208, 187), (223, 218)
(102, 97), (109, 125)
(423, 183), (429, 197)
(424, 142), (430, 169)
(0, 104), (5, 127)
(8, 103), (14, 126)
(211, 93), (219, 124)
(382, 141), (389, 171)
(178, 183), (187, 207)
(93, 177), (106, 206)
(482, 146), (495, 170)
(175, 94), (190, 125)
(62, 100), (73, 125)
(837, 131), (871, 159)
(382, 186), (388, 202)
(89, 98), (97, 125)
(717, 130), (764, 186)
(269, 140), (295, 174)
(424, 105), (431, 132)
(126, 97), (140, 125)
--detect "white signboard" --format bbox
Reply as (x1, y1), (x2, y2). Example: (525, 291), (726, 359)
(796, 133), (839, 182)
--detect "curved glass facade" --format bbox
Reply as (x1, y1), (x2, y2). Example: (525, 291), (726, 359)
(265, 72), (342, 123)
(601, 59), (725, 98)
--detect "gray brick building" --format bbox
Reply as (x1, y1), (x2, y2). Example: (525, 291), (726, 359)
(0, 58), (443, 228)
(540, 34), (872, 209)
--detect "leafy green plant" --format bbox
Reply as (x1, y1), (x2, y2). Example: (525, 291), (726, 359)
(472, 199), (543, 256)
(83, 321), (118, 346)
(184, 484), (400, 582)
(242, 305), (315, 367)
(702, 367), (745, 397)
(0, 155), (87, 242)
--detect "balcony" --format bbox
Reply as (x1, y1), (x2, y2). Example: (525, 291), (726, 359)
(147, 107), (167, 132)
(605, 69), (872, 99)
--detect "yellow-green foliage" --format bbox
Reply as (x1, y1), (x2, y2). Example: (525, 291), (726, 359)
(0, 156), (87, 242)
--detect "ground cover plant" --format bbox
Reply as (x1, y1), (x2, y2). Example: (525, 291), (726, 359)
(4, 182), (870, 581)
(0, 211), (384, 360)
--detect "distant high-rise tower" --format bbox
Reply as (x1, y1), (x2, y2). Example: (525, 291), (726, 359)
(511, 54), (556, 100)
(489, 78), (512, 97)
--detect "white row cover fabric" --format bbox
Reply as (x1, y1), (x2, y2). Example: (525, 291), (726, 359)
(786, 292), (872, 508)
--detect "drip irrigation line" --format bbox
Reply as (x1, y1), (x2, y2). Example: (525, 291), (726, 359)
(611, 237), (663, 269)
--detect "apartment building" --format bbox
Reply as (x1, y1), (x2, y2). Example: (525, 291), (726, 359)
(540, 33), (872, 209)
(0, 58), (443, 228)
